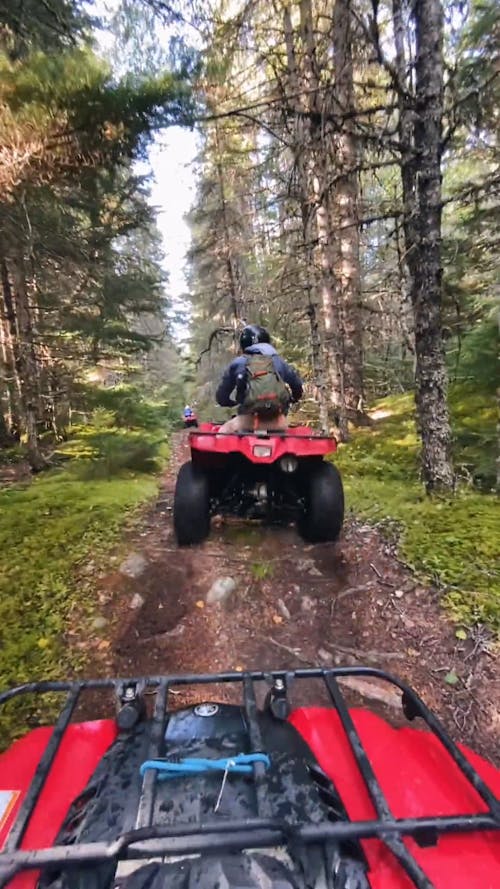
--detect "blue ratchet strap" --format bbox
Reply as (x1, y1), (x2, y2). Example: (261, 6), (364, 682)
(139, 752), (270, 780)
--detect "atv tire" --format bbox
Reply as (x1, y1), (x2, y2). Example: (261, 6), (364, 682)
(174, 461), (210, 545)
(299, 461), (344, 543)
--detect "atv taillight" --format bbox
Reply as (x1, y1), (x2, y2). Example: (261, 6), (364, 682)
(253, 445), (272, 458)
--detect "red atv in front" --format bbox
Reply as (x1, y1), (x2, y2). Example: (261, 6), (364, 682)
(0, 666), (499, 888)
(173, 423), (344, 545)
(183, 410), (198, 429)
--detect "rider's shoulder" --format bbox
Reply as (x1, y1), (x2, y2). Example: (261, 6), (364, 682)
(229, 354), (247, 369)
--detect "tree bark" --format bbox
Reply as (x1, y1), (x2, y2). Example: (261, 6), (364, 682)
(1, 254), (46, 471)
(283, 3), (330, 429)
(398, 0), (454, 490)
(214, 121), (247, 325)
(0, 411), (10, 447)
(0, 295), (21, 438)
(298, 0), (345, 422)
(331, 0), (364, 419)
(296, 0), (367, 437)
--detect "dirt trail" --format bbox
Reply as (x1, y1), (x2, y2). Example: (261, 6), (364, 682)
(82, 432), (499, 764)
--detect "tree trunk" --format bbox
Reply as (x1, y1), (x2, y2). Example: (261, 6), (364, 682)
(331, 0), (364, 419)
(298, 0), (346, 425)
(1, 254), (46, 471)
(297, 0), (367, 438)
(0, 297), (21, 437)
(311, 175), (344, 417)
(0, 404), (10, 446)
(283, 3), (330, 429)
(306, 294), (329, 430)
(214, 122), (246, 325)
(402, 0), (454, 490)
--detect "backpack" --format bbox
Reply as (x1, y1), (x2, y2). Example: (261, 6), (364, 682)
(241, 354), (290, 419)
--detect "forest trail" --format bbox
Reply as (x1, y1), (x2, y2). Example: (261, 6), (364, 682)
(83, 431), (499, 764)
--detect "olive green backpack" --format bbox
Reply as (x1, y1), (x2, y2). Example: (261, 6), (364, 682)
(242, 354), (290, 419)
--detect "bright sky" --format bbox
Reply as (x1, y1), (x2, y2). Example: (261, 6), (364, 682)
(141, 128), (198, 325)
(90, 1), (198, 338)
(151, 129), (197, 294)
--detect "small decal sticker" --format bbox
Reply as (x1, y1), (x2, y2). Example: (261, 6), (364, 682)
(0, 790), (20, 843)
(194, 703), (219, 717)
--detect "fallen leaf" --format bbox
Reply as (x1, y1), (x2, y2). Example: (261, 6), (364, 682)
(272, 614), (283, 624)
(445, 670), (459, 686)
(455, 628), (467, 640)
(195, 600), (205, 609)
(234, 665), (243, 672)
(37, 638), (49, 649)
(98, 639), (111, 650)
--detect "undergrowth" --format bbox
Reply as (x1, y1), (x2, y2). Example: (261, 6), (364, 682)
(335, 384), (499, 634)
(0, 388), (173, 745)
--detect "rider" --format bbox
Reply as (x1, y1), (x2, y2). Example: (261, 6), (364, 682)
(216, 324), (303, 433)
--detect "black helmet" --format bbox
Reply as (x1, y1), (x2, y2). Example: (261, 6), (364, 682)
(240, 324), (271, 351)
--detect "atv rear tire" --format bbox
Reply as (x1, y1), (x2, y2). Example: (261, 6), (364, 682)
(299, 462), (344, 543)
(174, 461), (210, 545)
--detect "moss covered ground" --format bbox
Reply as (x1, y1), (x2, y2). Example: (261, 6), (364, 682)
(0, 391), (174, 742)
(334, 384), (499, 633)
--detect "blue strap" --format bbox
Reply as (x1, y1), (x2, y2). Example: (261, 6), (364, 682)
(139, 752), (270, 780)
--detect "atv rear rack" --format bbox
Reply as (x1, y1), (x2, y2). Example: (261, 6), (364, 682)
(0, 666), (499, 889)
(191, 429), (334, 439)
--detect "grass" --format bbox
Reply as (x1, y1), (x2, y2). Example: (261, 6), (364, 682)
(0, 405), (171, 744)
(334, 384), (499, 634)
(251, 560), (274, 581)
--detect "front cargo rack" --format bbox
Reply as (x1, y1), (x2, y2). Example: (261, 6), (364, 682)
(0, 666), (499, 889)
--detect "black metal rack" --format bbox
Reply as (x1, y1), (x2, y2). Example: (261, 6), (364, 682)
(0, 666), (498, 889)
(190, 427), (334, 440)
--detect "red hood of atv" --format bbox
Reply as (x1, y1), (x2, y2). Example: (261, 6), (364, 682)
(0, 720), (117, 888)
(1, 708), (498, 888)
(291, 706), (500, 889)
(190, 423), (337, 463)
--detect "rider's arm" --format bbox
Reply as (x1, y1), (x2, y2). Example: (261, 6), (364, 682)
(278, 359), (304, 403)
(215, 360), (239, 407)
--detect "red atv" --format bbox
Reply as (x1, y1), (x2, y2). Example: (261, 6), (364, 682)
(183, 410), (198, 429)
(174, 422), (344, 545)
(0, 666), (499, 888)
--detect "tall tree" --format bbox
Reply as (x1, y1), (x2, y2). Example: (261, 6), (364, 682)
(141, 0), (495, 490)
(0, 0), (192, 468)
(391, 0), (454, 489)
(331, 0), (364, 422)
(0, 246), (45, 469)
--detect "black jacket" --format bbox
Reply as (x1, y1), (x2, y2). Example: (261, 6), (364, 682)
(215, 343), (303, 409)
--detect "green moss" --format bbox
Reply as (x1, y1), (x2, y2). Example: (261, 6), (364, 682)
(0, 470), (157, 676)
(450, 384), (497, 488)
(223, 525), (262, 545)
(0, 444), (26, 467)
(59, 426), (169, 478)
(335, 388), (499, 634)
(251, 560), (274, 581)
(0, 422), (168, 745)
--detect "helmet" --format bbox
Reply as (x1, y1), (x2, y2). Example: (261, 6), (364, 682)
(239, 324), (271, 351)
